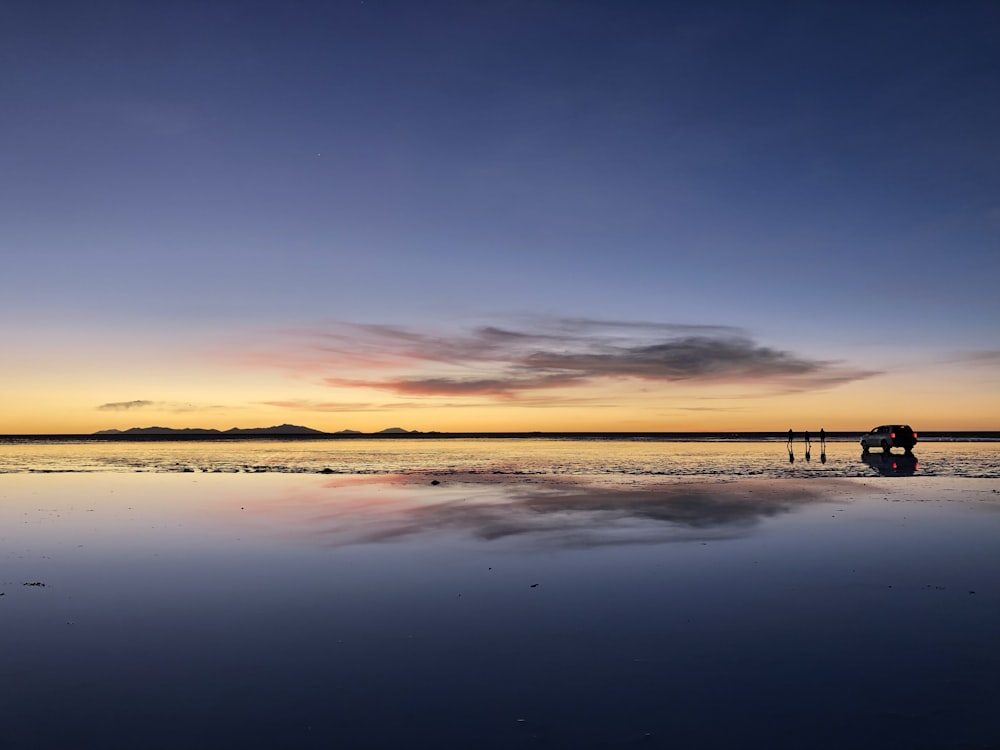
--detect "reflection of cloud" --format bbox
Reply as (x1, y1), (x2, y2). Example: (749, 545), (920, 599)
(223, 317), (877, 399)
(292, 478), (843, 550)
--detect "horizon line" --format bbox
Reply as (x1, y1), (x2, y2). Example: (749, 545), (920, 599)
(3, 429), (998, 440)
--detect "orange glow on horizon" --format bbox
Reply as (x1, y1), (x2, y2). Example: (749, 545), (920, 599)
(3, 324), (998, 435)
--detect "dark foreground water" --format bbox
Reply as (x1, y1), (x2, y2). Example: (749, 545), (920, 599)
(2, 444), (1000, 749)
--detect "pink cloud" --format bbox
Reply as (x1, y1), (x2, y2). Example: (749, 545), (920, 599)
(213, 317), (878, 400)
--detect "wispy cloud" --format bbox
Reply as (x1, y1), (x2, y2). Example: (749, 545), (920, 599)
(97, 400), (155, 411)
(97, 400), (228, 413)
(258, 400), (380, 413)
(949, 350), (1000, 366)
(324, 372), (584, 398)
(219, 317), (878, 401)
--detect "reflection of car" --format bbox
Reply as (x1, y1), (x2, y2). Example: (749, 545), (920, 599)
(861, 450), (918, 476)
(860, 425), (917, 453)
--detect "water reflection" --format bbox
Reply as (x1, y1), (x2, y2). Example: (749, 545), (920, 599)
(861, 451), (919, 476)
(291, 478), (852, 549)
(3, 473), (1000, 750)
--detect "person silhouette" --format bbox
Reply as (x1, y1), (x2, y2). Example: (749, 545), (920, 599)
(819, 428), (826, 449)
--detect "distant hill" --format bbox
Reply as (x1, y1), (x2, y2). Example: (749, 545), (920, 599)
(90, 425), (425, 438)
(94, 424), (326, 436)
(226, 424), (326, 435)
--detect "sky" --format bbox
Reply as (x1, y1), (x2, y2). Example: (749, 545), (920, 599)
(2, 0), (998, 433)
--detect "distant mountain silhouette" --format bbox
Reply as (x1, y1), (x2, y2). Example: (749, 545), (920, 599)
(90, 424), (425, 438)
(226, 424), (326, 435)
(94, 424), (325, 436)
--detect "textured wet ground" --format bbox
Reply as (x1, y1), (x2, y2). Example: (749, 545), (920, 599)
(1, 438), (998, 477)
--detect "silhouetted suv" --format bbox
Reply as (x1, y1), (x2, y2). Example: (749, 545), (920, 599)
(860, 425), (918, 453)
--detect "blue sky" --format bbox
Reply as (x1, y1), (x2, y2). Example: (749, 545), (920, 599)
(2, 1), (998, 431)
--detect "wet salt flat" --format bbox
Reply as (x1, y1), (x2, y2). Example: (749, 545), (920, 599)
(2, 445), (1000, 749)
(1, 437), (999, 477)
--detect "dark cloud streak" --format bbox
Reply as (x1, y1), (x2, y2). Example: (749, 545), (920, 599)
(309, 318), (877, 397)
(97, 400), (154, 411)
(524, 336), (821, 380)
(96, 400), (228, 413)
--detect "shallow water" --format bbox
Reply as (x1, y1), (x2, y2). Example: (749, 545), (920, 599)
(1, 437), (998, 477)
(2, 470), (1000, 749)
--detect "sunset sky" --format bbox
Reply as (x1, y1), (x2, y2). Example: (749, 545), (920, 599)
(3, 1), (998, 433)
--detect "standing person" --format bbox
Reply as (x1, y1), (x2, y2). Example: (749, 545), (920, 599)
(804, 430), (811, 449)
(820, 428), (826, 449)
(787, 428), (793, 447)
